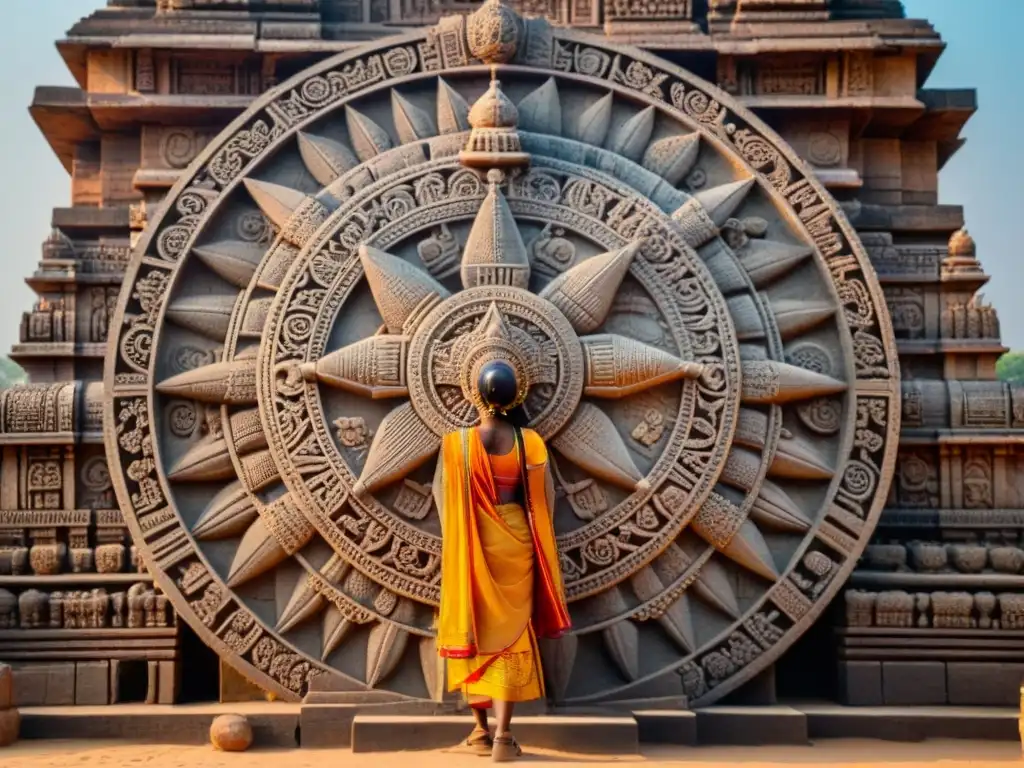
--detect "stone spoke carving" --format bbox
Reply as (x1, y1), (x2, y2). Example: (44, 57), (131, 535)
(353, 402), (441, 496)
(303, 336), (410, 399)
(630, 566), (696, 652)
(227, 494), (315, 589)
(192, 481), (258, 540)
(366, 600), (415, 687)
(691, 493), (779, 581)
(298, 132), (358, 186)
(105, 4), (899, 706)
(673, 179), (756, 249)
(277, 555), (350, 633)
(360, 244), (451, 334)
(740, 360), (847, 405)
(538, 243), (639, 334)
(580, 334), (703, 399)
(157, 359), (257, 405)
(551, 403), (644, 491)
(690, 556), (741, 620)
(193, 241), (267, 288)
(165, 293), (237, 341)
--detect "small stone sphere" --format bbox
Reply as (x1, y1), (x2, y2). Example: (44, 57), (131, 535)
(0, 707), (20, 748)
(210, 713), (253, 752)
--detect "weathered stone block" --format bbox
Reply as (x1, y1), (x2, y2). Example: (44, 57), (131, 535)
(157, 661), (177, 705)
(838, 660), (883, 706)
(299, 703), (358, 748)
(634, 710), (697, 745)
(75, 661), (109, 706)
(12, 663), (75, 707)
(694, 706), (808, 745)
(882, 661), (946, 705)
(947, 663), (1024, 706)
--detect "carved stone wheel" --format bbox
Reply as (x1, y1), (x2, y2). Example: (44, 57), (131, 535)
(103, 4), (900, 706)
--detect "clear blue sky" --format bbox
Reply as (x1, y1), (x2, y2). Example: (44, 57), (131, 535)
(0, 1), (1020, 352)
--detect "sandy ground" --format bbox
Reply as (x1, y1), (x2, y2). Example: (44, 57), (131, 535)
(0, 740), (1021, 768)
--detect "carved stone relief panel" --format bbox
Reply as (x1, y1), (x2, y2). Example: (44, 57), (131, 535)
(21, 297), (70, 345)
(169, 55), (264, 96)
(105, 5), (898, 706)
(941, 293), (1000, 341)
(845, 590), (1024, 630)
(889, 448), (939, 509)
(83, 287), (121, 344)
(885, 287), (926, 341)
(731, 55), (827, 97)
(780, 118), (849, 171)
(142, 127), (220, 171)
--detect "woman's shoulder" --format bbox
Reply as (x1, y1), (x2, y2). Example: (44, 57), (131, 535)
(520, 427), (549, 457)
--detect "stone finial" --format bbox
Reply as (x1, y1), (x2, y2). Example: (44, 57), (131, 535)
(467, 0), (521, 64)
(459, 71), (530, 169)
(948, 227), (976, 258)
(943, 227), (982, 276)
(468, 69), (519, 129)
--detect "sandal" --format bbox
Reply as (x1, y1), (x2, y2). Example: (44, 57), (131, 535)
(491, 734), (522, 763)
(463, 726), (494, 756)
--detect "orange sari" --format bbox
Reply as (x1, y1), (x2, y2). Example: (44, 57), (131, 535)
(435, 426), (570, 705)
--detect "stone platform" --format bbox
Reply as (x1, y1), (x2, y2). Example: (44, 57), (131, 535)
(13, 702), (1020, 749)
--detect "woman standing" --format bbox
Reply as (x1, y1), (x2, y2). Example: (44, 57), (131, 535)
(434, 359), (571, 761)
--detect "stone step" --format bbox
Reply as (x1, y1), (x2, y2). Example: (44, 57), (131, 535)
(19, 703), (300, 746)
(14, 701), (1019, 748)
(693, 705), (807, 746)
(801, 703), (1020, 742)
(350, 714), (640, 754)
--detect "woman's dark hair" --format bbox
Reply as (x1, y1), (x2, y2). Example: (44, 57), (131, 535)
(476, 360), (529, 427)
(477, 360), (520, 411)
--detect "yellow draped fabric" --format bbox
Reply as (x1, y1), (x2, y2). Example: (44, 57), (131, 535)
(436, 426), (570, 706)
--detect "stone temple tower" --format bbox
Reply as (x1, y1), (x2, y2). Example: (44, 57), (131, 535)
(0, 0), (1015, 729)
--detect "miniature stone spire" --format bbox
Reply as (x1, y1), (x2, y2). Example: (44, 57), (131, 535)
(459, 69), (530, 170)
(459, 169), (531, 289)
(942, 227), (982, 276)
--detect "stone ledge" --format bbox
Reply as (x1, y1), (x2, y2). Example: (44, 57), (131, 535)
(633, 709), (697, 745)
(18, 704), (299, 746)
(12, 702), (1021, 748)
(350, 714), (639, 754)
(801, 704), (1019, 742)
(694, 705), (808, 745)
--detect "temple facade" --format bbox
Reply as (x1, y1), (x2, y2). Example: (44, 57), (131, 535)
(0, 0), (1013, 718)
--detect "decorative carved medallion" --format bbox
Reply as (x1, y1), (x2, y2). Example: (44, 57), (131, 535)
(105, 2), (899, 706)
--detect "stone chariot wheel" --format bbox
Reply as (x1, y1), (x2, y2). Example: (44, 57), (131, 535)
(104, 0), (899, 706)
